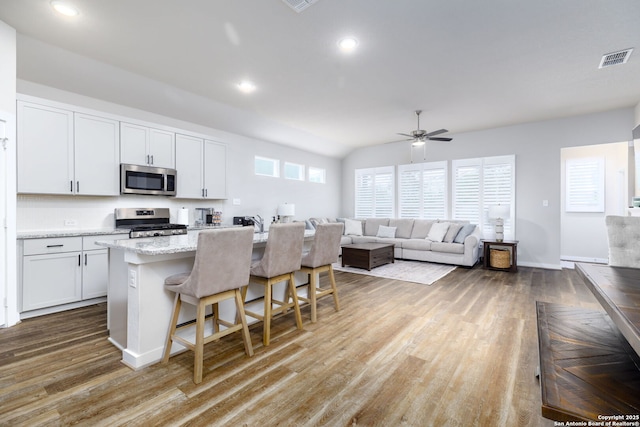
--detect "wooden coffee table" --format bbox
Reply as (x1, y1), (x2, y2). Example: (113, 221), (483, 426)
(341, 243), (395, 270)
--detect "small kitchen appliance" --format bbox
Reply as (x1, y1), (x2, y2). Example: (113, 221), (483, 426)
(115, 207), (187, 238)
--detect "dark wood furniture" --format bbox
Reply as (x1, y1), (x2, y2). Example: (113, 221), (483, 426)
(536, 264), (640, 422)
(341, 243), (394, 271)
(482, 240), (518, 272)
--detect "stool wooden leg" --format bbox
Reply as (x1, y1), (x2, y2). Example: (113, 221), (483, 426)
(289, 273), (303, 330)
(309, 270), (318, 323)
(329, 265), (340, 312)
(235, 289), (254, 357)
(162, 293), (182, 363)
(263, 280), (272, 346)
(194, 299), (206, 384)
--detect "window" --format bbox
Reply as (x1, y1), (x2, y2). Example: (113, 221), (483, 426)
(398, 161), (447, 219)
(284, 162), (305, 181)
(355, 166), (395, 218)
(308, 167), (326, 184)
(565, 157), (605, 212)
(452, 155), (515, 240)
(254, 156), (279, 177)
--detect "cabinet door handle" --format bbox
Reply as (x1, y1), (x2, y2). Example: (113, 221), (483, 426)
(46, 244), (63, 248)
(146, 154), (149, 164)
(202, 188), (205, 197)
(205, 189), (208, 198)
(150, 155), (154, 165)
(78, 254), (81, 266)
(76, 181), (80, 193)
(84, 254), (87, 265)
(70, 180), (73, 193)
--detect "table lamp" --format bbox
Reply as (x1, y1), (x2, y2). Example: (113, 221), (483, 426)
(277, 203), (295, 223)
(488, 204), (510, 242)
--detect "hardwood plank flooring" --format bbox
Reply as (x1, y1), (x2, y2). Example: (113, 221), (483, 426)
(0, 265), (603, 426)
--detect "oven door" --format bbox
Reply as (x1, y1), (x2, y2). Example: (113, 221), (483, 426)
(120, 164), (176, 196)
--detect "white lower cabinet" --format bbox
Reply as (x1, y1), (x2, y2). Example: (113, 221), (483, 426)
(20, 234), (127, 315)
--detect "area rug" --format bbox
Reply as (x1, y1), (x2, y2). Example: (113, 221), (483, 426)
(332, 259), (456, 285)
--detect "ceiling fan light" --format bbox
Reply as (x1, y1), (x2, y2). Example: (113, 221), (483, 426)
(411, 140), (425, 147)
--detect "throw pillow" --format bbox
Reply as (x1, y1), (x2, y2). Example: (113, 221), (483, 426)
(427, 222), (450, 242)
(376, 225), (397, 238)
(444, 223), (463, 243)
(344, 218), (363, 236)
(454, 224), (476, 243)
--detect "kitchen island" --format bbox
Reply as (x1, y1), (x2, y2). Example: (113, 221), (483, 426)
(96, 228), (315, 369)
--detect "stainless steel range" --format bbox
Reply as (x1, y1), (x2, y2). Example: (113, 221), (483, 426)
(115, 207), (188, 238)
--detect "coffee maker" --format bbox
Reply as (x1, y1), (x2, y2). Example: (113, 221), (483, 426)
(196, 208), (222, 226)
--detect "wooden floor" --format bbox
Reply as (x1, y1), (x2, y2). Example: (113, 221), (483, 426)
(0, 265), (602, 427)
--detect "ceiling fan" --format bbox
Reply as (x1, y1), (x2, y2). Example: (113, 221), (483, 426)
(397, 110), (452, 146)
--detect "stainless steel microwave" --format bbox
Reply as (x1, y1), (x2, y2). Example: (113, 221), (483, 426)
(120, 164), (177, 196)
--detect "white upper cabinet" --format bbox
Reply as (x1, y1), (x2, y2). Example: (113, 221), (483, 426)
(74, 113), (120, 196)
(175, 134), (227, 199)
(17, 101), (120, 196)
(203, 140), (227, 199)
(17, 101), (74, 194)
(120, 122), (175, 168)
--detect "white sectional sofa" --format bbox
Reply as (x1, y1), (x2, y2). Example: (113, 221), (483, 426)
(308, 217), (481, 267)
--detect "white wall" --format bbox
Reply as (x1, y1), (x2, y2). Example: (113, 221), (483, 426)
(16, 83), (342, 230)
(342, 109), (634, 269)
(560, 142), (628, 263)
(0, 19), (18, 327)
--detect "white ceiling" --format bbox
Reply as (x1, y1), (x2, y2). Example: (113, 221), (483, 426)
(1, 0), (639, 157)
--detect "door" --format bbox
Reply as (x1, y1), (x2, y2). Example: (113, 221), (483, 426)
(149, 128), (175, 168)
(82, 249), (108, 299)
(74, 113), (120, 195)
(120, 122), (149, 166)
(203, 140), (227, 199)
(22, 252), (82, 311)
(17, 101), (74, 194)
(175, 133), (204, 198)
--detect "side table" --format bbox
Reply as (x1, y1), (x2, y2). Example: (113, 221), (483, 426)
(482, 240), (518, 272)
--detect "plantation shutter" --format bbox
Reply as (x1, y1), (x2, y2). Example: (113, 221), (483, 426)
(355, 166), (395, 218)
(398, 161), (447, 219)
(565, 157), (605, 212)
(453, 155), (515, 240)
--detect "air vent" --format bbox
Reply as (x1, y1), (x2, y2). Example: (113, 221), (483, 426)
(599, 48), (633, 68)
(282, 0), (319, 13)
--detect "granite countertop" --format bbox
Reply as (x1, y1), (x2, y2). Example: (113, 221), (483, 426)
(17, 228), (130, 239)
(95, 229), (315, 256)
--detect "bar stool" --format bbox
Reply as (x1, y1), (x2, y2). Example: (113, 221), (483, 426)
(244, 222), (305, 346)
(162, 227), (255, 384)
(297, 222), (343, 322)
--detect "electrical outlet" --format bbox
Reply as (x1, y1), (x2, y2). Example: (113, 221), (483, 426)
(64, 219), (78, 226)
(233, 198), (241, 205)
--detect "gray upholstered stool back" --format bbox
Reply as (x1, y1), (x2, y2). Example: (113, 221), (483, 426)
(250, 222), (305, 278)
(301, 222), (344, 268)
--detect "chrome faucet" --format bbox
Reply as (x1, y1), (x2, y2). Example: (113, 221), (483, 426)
(253, 215), (264, 233)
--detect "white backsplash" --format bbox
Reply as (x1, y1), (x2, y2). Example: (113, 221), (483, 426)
(17, 194), (226, 231)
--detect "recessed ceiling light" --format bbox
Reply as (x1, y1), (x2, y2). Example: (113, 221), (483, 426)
(237, 80), (256, 93)
(51, 1), (80, 17)
(338, 37), (359, 52)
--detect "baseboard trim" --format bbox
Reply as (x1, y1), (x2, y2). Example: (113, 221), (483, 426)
(518, 261), (562, 270)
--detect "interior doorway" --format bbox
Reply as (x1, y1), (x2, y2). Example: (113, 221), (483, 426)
(560, 141), (630, 266)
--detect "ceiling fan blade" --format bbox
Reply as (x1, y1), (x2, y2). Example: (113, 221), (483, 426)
(385, 138), (414, 144)
(425, 129), (448, 137)
(428, 137), (452, 142)
(397, 132), (414, 138)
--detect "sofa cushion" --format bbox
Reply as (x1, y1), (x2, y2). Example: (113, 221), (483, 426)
(410, 220), (435, 239)
(344, 219), (363, 236)
(427, 222), (450, 242)
(389, 218), (414, 239)
(444, 223), (463, 243)
(350, 236), (379, 244)
(402, 239), (432, 251)
(364, 218), (389, 236)
(430, 241), (465, 254)
(340, 235), (353, 246)
(376, 225), (396, 238)
(453, 224), (476, 243)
